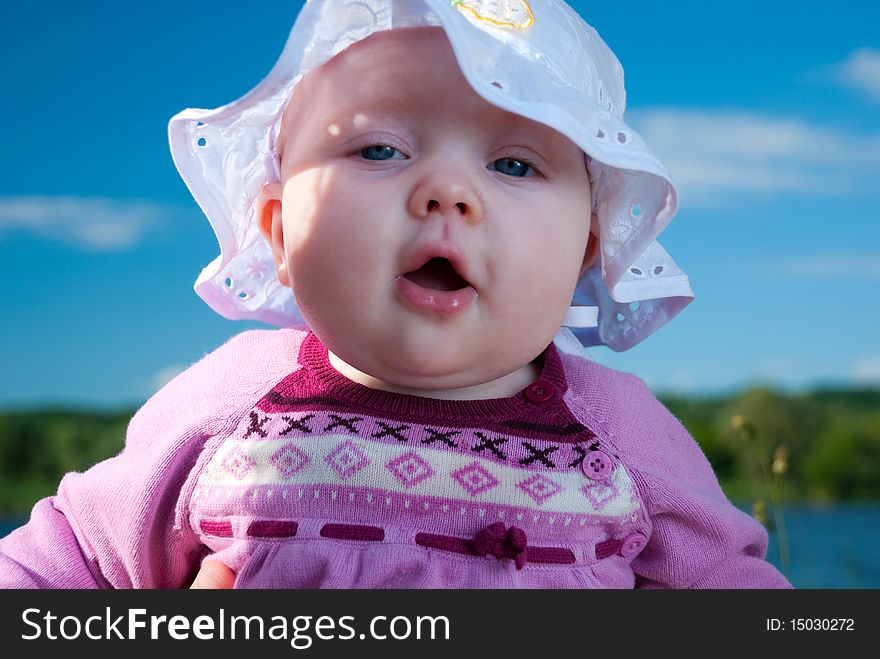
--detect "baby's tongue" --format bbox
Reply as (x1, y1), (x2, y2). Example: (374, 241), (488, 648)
(404, 258), (469, 291)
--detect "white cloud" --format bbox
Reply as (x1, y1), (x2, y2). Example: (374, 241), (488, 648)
(830, 48), (880, 103)
(852, 355), (880, 385)
(0, 196), (169, 250)
(627, 109), (880, 208)
(774, 253), (880, 280)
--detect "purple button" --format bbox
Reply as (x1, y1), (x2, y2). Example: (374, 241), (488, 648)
(618, 532), (648, 559)
(524, 379), (555, 404)
(581, 449), (614, 480)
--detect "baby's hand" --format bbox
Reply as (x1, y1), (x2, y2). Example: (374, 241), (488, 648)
(189, 560), (235, 589)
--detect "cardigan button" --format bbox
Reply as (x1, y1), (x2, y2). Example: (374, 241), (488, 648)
(581, 449), (614, 480)
(524, 379), (555, 403)
(618, 532), (648, 559)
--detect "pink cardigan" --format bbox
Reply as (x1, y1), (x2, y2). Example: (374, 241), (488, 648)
(0, 328), (791, 588)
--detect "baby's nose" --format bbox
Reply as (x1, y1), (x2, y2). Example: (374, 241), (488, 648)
(407, 173), (484, 225)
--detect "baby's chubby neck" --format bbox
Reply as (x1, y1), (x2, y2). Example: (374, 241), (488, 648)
(327, 350), (542, 400)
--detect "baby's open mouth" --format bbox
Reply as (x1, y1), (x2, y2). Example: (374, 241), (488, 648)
(402, 257), (471, 291)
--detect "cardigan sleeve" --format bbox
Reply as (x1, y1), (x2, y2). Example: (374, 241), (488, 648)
(623, 383), (792, 589)
(0, 328), (303, 589)
(0, 438), (208, 589)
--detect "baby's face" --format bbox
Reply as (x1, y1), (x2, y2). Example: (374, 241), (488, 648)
(263, 27), (592, 392)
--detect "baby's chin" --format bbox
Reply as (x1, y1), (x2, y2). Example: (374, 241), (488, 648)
(311, 313), (552, 398)
(349, 345), (542, 400)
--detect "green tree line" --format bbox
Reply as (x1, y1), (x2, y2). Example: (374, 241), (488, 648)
(661, 386), (880, 503)
(1, 386), (878, 515)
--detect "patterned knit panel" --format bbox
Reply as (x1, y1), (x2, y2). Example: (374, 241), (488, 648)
(190, 333), (642, 546)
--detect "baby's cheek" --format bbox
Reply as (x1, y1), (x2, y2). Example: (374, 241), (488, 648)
(287, 232), (376, 325)
(511, 247), (581, 329)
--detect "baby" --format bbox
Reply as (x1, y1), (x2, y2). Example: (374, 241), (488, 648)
(0, 0), (791, 588)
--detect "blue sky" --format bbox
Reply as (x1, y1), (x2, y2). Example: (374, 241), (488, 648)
(1, 0), (878, 409)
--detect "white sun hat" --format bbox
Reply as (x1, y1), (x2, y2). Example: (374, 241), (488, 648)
(168, 0), (693, 351)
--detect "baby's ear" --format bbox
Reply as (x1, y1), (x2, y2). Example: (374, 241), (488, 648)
(580, 217), (600, 276)
(256, 182), (290, 287)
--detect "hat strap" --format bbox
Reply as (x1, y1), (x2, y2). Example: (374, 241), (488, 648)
(562, 306), (599, 328)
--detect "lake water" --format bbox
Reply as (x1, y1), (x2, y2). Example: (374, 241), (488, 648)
(1, 503), (878, 588)
(761, 502), (880, 588)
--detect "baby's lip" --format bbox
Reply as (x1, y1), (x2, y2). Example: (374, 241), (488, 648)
(401, 243), (474, 291)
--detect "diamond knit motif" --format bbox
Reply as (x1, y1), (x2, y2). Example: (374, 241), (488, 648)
(451, 461), (500, 497)
(581, 479), (620, 509)
(221, 447), (257, 480)
(516, 473), (563, 505)
(386, 452), (435, 488)
(270, 443), (310, 479)
(325, 441), (371, 480)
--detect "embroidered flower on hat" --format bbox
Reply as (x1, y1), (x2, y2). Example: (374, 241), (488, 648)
(451, 0), (535, 30)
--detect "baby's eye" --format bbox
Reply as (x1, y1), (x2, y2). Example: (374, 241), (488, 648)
(488, 157), (533, 178)
(360, 145), (406, 161)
